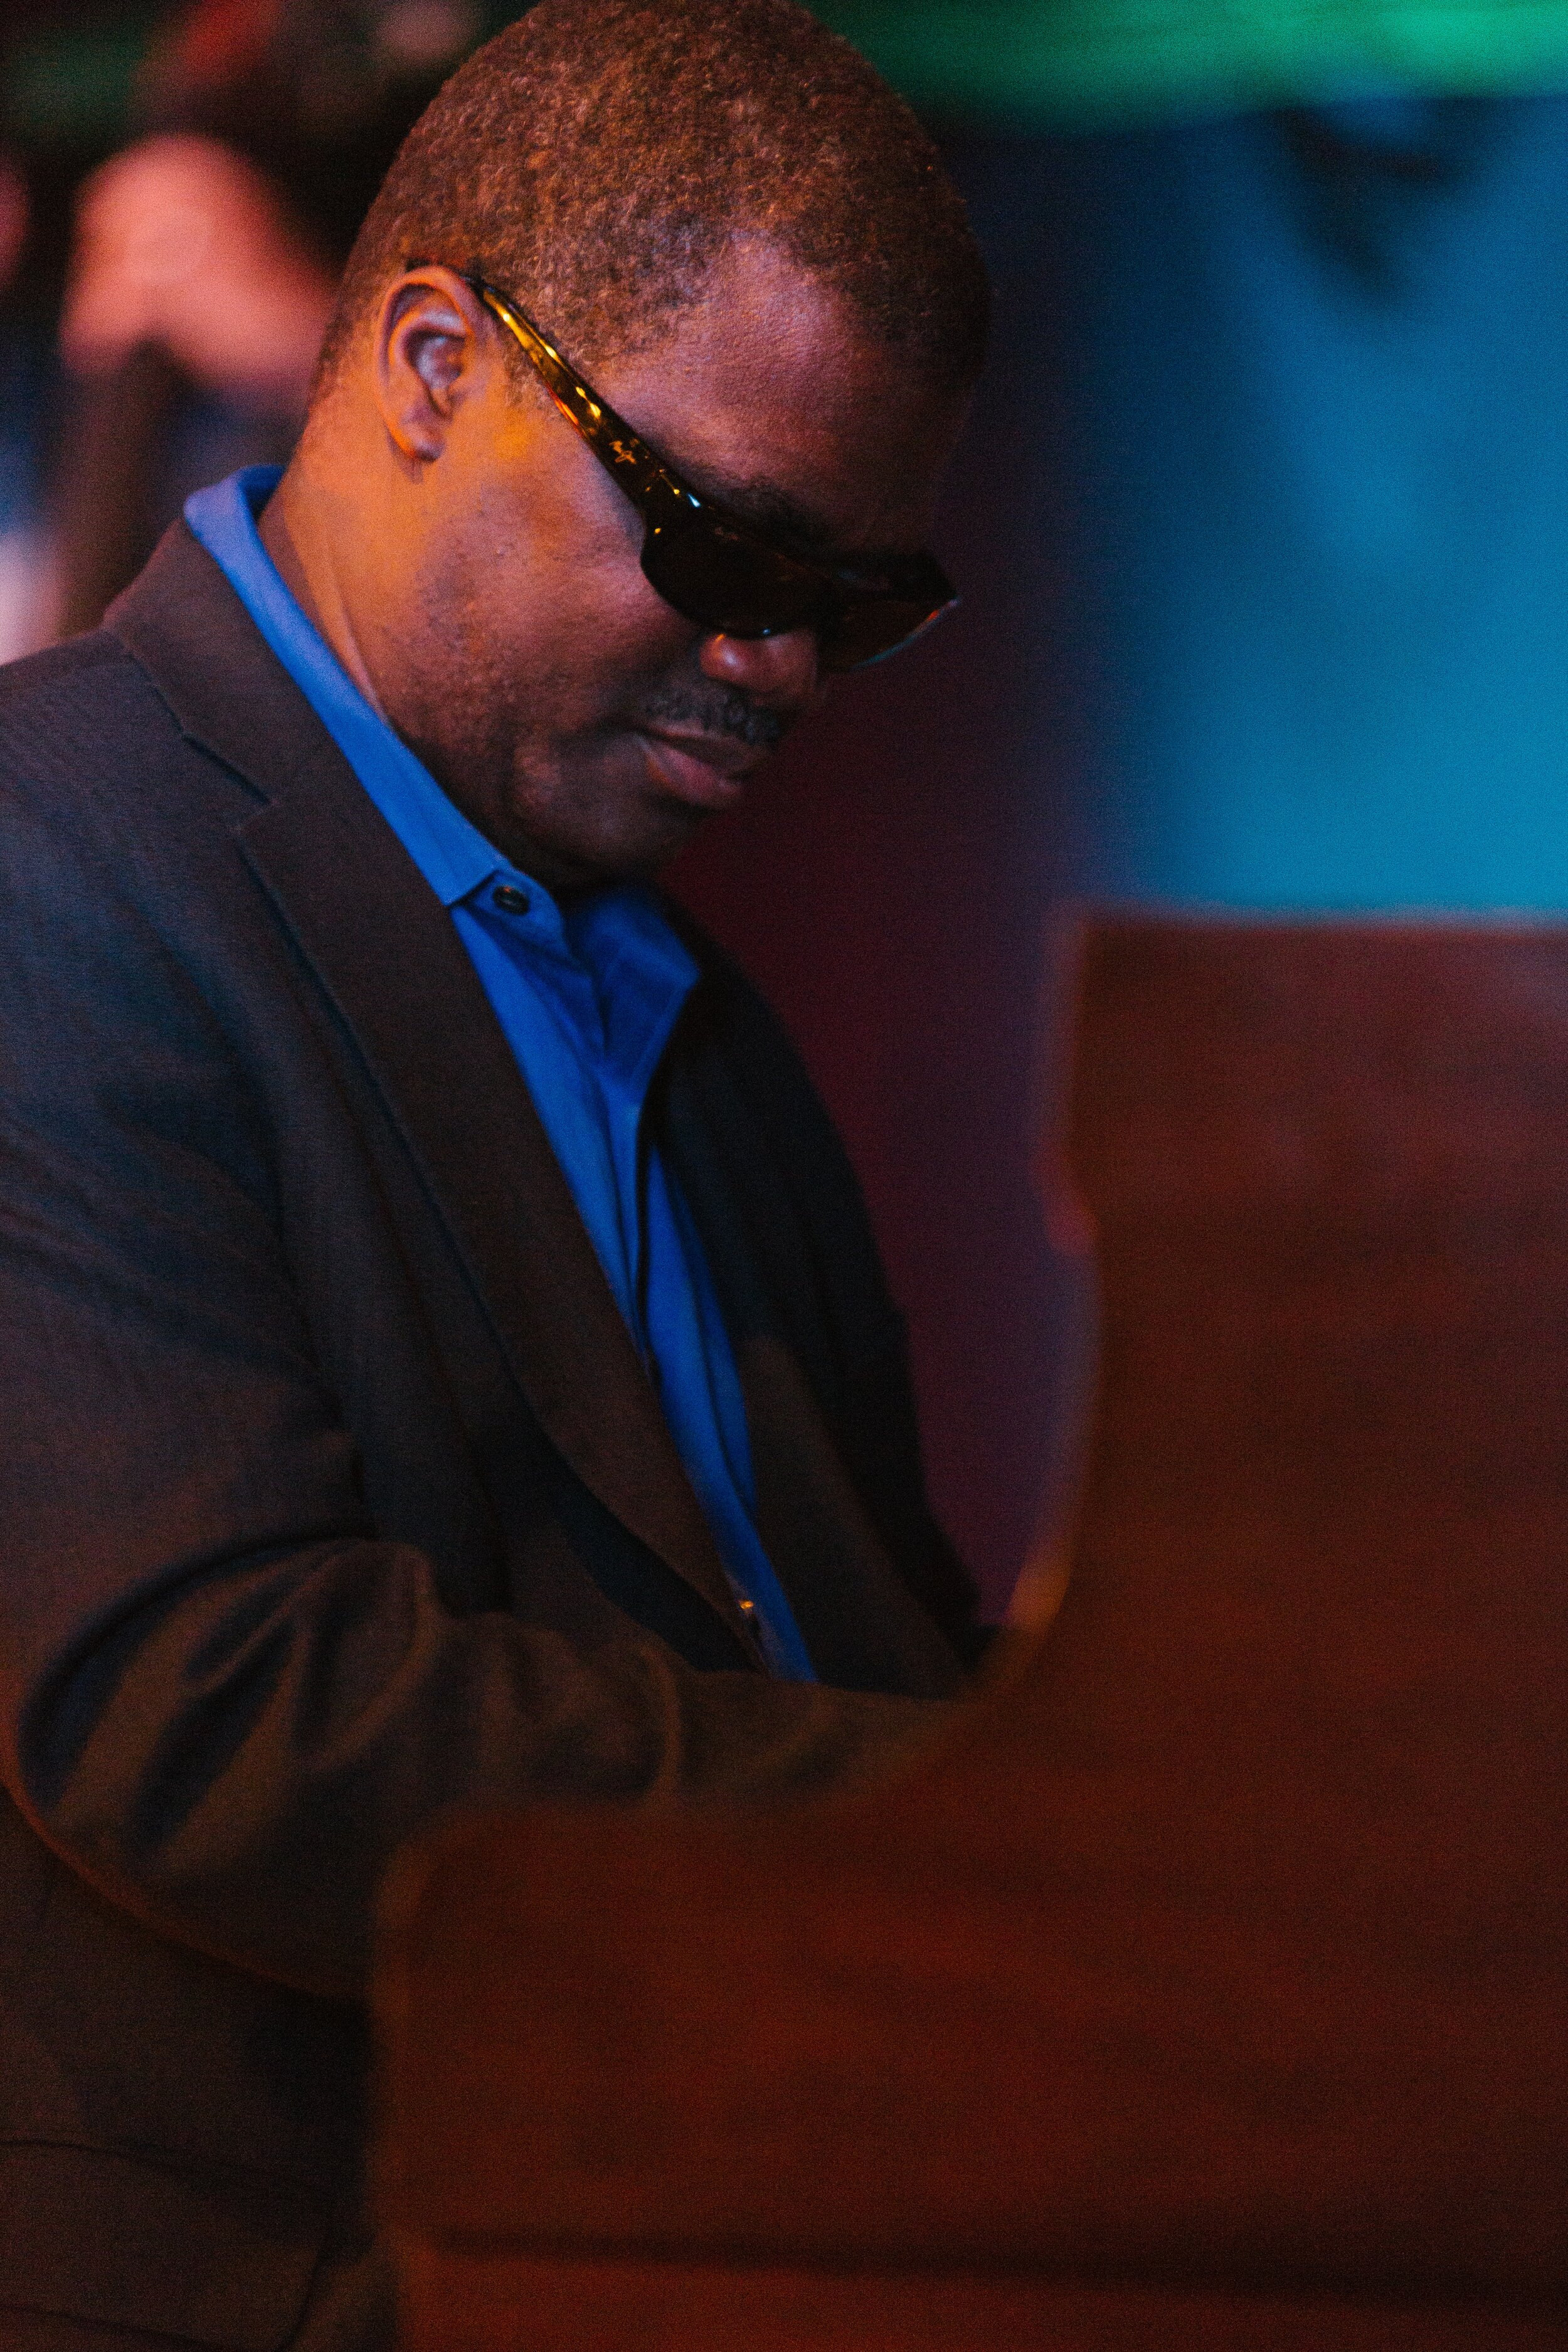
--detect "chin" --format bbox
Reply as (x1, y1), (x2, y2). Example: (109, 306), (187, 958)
(497, 736), (707, 887)
(583, 812), (707, 887)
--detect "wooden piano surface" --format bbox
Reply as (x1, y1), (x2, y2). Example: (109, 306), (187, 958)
(376, 919), (1568, 2348)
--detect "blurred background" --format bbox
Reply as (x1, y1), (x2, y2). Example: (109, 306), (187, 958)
(4, 0), (1567, 1615)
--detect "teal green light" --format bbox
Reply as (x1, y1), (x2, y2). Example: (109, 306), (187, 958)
(812, 0), (1568, 122)
(3, 13), (160, 149)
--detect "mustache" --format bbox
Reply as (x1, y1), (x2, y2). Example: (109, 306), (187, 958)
(632, 686), (787, 755)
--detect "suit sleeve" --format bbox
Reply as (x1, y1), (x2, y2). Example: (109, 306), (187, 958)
(0, 785), (944, 2004)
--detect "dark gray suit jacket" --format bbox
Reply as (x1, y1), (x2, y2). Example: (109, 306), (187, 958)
(0, 526), (976, 2348)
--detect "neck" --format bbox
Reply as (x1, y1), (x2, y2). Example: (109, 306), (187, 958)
(258, 443), (391, 721)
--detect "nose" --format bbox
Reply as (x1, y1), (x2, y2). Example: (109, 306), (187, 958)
(699, 625), (824, 713)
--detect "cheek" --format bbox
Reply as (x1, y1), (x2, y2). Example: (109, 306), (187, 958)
(507, 556), (701, 718)
(415, 455), (699, 718)
(421, 547), (694, 741)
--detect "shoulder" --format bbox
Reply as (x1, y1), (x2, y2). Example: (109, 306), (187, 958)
(0, 625), (259, 882)
(0, 628), (167, 752)
(0, 635), (287, 1199)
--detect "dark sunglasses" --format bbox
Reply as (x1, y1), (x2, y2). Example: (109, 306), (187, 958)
(464, 274), (956, 671)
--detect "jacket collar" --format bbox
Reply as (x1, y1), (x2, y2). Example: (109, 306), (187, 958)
(107, 522), (763, 1666)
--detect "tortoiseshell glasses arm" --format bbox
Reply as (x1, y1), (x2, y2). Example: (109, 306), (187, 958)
(468, 277), (687, 512)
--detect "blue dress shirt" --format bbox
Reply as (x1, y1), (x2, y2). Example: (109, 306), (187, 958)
(185, 467), (815, 1680)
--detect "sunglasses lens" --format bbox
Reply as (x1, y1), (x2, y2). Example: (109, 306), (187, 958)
(642, 514), (821, 638)
(643, 505), (955, 670)
(818, 593), (954, 672)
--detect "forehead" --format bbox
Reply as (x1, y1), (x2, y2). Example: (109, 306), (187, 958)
(587, 242), (967, 561)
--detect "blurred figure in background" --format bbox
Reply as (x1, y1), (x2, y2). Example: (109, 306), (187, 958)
(46, 0), (509, 635)
(53, 123), (334, 633)
(0, 147), (49, 662)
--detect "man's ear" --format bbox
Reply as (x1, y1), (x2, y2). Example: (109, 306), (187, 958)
(373, 267), (495, 465)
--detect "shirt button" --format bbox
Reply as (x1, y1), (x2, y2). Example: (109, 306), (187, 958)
(492, 883), (531, 914)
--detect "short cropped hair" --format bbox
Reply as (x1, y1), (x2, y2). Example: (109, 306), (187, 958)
(314, 0), (989, 401)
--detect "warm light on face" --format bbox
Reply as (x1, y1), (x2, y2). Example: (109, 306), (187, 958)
(467, 275), (958, 670)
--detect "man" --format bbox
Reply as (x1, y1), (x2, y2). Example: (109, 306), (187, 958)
(0, 4), (990, 2343)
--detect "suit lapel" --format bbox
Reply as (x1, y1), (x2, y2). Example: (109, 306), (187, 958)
(108, 525), (762, 1663)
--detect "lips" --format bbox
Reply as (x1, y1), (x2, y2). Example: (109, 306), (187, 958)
(635, 729), (757, 812)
